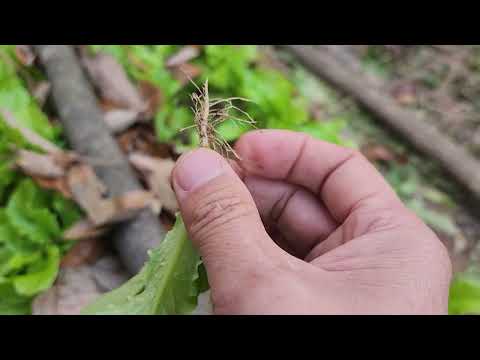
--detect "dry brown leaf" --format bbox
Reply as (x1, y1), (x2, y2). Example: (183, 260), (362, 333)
(63, 219), (109, 241)
(116, 125), (172, 158)
(171, 63), (202, 86)
(15, 45), (35, 66)
(0, 109), (63, 154)
(138, 81), (163, 119)
(32, 81), (51, 107)
(33, 177), (72, 199)
(67, 163), (108, 222)
(361, 144), (396, 163)
(15, 147), (79, 199)
(64, 155), (159, 225)
(391, 82), (417, 106)
(99, 98), (121, 113)
(61, 238), (105, 268)
(160, 211), (175, 231)
(116, 127), (139, 153)
(67, 163), (158, 226)
(129, 152), (179, 213)
(16, 149), (65, 178)
(51, 151), (80, 169)
(82, 52), (147, 112)
(101, 190), (161, 224)
(166, 45), (201, 68)
(104, 109), (140, 134)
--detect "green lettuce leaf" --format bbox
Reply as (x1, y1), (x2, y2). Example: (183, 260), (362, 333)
(52, 192), (83, 229)
(92, 45), (348, 149)
(12, 246), (60, 297)
(449, 271), (480, 315)
(0, 280), (31, 315)
(298, 119), (346, 145)
(0, 49), (57, 141)
(82, 214), (207, 315)
(0, 245), (41, 277)
(154, 105), (192, 143)
(6, 179), (62, 246)
(0, 47), (83, 314)
(216, 118), (249, 142)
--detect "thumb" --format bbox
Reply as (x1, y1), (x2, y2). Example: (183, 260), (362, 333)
(172, 148), (277, 298)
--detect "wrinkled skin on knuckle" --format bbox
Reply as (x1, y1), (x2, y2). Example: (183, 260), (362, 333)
(342, 207), (398, 240)
(184, 178), (258, 246)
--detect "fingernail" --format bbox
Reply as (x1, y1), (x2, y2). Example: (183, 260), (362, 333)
(173, 148), (225, 192)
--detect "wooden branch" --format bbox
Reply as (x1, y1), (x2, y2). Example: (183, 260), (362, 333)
(34, 45), (166, 275)
(282, 45), (480, 200)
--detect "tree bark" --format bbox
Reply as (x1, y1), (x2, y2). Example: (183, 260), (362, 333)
(34, 45), (166, 275)
(283, 45), (480, 200)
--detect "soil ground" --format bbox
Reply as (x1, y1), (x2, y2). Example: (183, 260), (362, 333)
(25, 45), (480, 313)
(292, 45), (480, 274)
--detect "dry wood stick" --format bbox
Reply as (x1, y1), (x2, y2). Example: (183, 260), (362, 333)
(283, 45), (480, 200)
(34, 45), (166, 275)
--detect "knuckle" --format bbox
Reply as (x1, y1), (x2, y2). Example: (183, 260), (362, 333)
(344, 206), (399, 239)
(187, 185), (256, 243)
(351, 148), (364, 159)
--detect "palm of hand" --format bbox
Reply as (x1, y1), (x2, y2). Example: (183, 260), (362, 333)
(173, 130), (452, 315)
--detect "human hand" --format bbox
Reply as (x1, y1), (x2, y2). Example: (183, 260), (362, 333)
(171, 130), (452, 314)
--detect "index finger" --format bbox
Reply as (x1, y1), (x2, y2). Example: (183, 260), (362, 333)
(234, 129), (403, 223)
